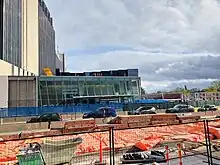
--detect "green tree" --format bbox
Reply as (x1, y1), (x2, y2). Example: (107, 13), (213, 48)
(210, 81), (220, 91)
(203, 87), (217, 92)
(204, 81), (220, 92)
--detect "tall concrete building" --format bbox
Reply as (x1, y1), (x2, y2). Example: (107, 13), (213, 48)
(0, 0), (58, 76)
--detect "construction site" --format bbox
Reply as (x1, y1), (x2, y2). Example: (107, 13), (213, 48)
(1, 0), (220, 164)
(0, 111), (220, 165)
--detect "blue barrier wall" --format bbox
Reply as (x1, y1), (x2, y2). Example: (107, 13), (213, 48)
(0, 103), (124, 118)
(135, 99), (169, 104)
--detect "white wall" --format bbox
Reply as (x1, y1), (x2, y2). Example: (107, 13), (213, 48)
(0, 59), (31, 76)
(0, 60), (19, 76)
(56, 53), (65, 72)
(0, 76), (8, 108)
(22, 0), (39, 75)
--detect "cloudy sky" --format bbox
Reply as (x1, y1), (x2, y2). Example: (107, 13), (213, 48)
(45, 0), (220, 92)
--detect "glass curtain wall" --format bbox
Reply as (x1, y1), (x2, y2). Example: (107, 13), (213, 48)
(38, 76), (141, 106)
(2, 0), (22, 67)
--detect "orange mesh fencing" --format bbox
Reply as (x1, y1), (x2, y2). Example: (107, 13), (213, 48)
(0, 120), (220, 163)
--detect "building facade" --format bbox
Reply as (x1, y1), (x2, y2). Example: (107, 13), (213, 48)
(187, 92), (220, 101)
(0, 76), (37, 108)
(144, 93), (183, 101)
(145, 92), (220, 102)
(2, 0), (22, 68)
(38, 0), (56, 75)
(0, 75), (141, 108)
(56, 69), (139, 77)
(56, 53), (65, 73)
(38, 76), (141, 106)
(0, 0), (25, 76)
(0, 0), (59, 76)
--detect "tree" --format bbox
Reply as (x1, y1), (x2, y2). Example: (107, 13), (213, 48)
(210, 81), (220, 91)
(203, 87), (217, 92)
(204, 80), (220, 92)
(172, 87), (190, 95)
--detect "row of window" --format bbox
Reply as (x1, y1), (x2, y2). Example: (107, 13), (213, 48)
(2, 0), (22, 67)
(38, 78), (140, 106)
(38, 7), (56, 75)
(38, 0), (53, 26)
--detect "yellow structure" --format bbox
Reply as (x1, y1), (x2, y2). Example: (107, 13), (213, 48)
(43, 68), (53, 76)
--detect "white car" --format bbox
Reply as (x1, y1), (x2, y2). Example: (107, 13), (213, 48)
(128, 106), (156, 115)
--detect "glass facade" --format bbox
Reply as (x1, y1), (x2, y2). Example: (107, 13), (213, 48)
(2, 0), (22, 67)
(38, 0), (56, 75)
(38, 76), (141, 106)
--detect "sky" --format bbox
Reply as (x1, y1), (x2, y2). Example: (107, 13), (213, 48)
(45, 0), (220, 93)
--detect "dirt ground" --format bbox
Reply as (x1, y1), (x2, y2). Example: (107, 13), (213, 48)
(70, 141), (220, 165)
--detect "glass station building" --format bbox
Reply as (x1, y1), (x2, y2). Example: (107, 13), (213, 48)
(38, 76), (141, 106)
(2, 69), (141, 108)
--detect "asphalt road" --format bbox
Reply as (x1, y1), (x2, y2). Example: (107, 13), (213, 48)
(1, 110), (220, 125)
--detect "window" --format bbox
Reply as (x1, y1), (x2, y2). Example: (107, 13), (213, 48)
(51, 113), (60, 121)
(38, 77), (141, 106)
(39, 114), (50, 122)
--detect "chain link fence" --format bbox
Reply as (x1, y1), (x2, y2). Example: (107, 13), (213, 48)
(0, 119), (220, 164)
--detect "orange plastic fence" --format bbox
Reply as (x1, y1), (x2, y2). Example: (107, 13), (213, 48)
(0, 120), (220, 163)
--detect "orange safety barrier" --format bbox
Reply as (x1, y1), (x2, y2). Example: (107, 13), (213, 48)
(135, 137), (163, 151)
(208, 126), (220, 139)
(165, 145), (169, 164)
(177, 143), (183, 165)
(99, 136), (103, 163)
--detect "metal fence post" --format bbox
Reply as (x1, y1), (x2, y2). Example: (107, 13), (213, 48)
(206, 120), (213, 165)
(111, 127), (115, 165)
(108, 126), (115, 165)
(204, 120), (210, 165)
(109, 128), (112, 165)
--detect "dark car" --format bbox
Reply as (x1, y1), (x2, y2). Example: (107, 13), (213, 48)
(198, 104), (217, 112)
(128, 106), (156, 115)
(82, 107), (117, 119)
(165, 104), (194, 113)
(26, 113), (62, 123)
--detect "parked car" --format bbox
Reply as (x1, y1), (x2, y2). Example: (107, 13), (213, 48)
(165, 104), (194, 113)
(82, 107), (117, 119)
(128, 106), (156, 115)
(26, 113), (62, 123)
(198, 104), (218, 112)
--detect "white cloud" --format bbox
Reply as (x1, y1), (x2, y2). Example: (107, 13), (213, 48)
(45, 0), (220, 92)
(66, 50), (220, 92)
